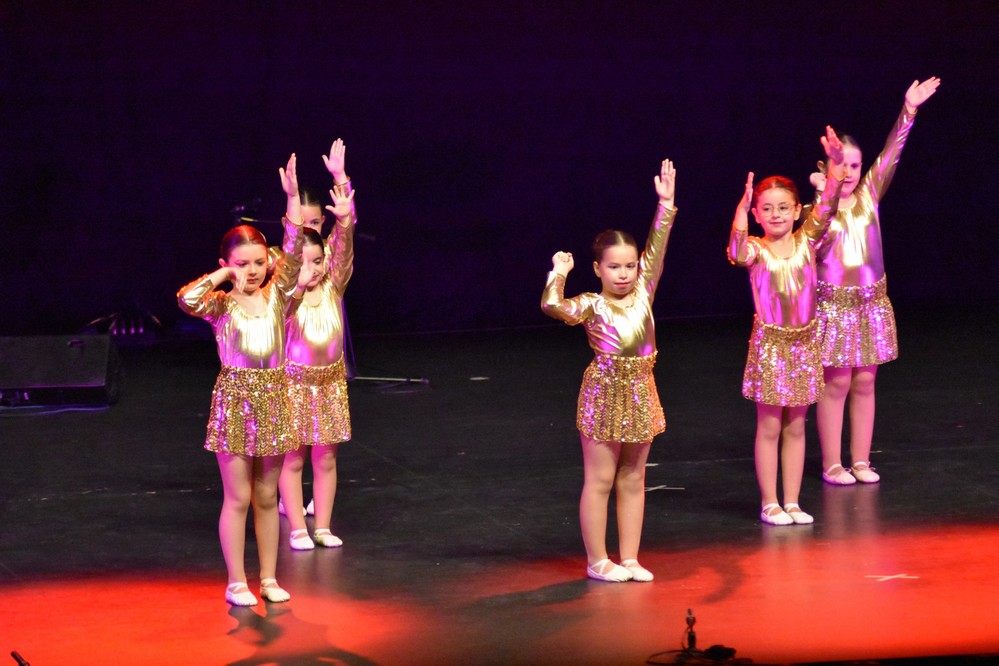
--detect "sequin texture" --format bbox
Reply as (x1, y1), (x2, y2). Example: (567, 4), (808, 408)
(205, 366), (296, 456)
(742, 317), (824, 407)
(818, 276), (897, 367)
(286, 359), (351, 446)
(578, 352), (664, 443)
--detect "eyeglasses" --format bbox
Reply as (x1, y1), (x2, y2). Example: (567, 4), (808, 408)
(757, 203), (796, 215)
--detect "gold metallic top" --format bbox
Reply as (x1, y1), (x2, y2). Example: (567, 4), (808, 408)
(816, 105), (917, 286)
(178, 224), (303, 369)
(286, 199), (355, 367)
(542, 205), (676, 357)
(729, 178), (843, 327)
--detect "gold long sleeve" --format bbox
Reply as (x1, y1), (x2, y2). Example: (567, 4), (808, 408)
(542, 205), (675, 357)
(816, 105), (917, 286)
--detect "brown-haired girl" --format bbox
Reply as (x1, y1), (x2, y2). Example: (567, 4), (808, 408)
(807, 78), (940, 486)
(177, 154), (309, 606)
(542, 159), (676, 582)
(278, 139), (356, 550)
(728, 128), (845, 526)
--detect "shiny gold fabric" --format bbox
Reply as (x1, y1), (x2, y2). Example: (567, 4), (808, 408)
(818, 276), (897, 367)
(816, 105), (917, 287)
(542, 205), (675, 356)
(742, 318), (824, 407)
(728, 175), (844, 327)
(205, 366), (296, 456)
(542, 204), (675, 441)
(178, 222), (303, 455)
(177, 228), (303, 368)
(577, 352), (664, 443)
(286, 359), (351, 446)
(286, 218), (354, 367)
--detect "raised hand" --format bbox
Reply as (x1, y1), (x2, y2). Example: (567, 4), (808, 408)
(551, 251), (574, 276)
(820, 125), (846, 180)
(279, 153), (299, 198)
(654, 159), (676, 207)
(738, 171), (754, 214)
(322, 138), (347, 183)
(904, 77), (941, 112)
(297, 261), (318, 291)
(324, 188), (355, 220)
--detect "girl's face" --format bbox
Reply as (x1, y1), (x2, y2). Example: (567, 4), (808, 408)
(302, 243), (327, 289)
(752, 188), (801, 242)
(840, 146), (863, 198)
(222, 244), (268, 295)
(593, 243), (639, 299)
(302, 204), (326, 233)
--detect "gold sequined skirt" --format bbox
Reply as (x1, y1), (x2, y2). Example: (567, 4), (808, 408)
(205, 366), (296, 457)
(742, 318), (824, 407)
(818, 276), (898, 368)
(286, 359), (351, 446)
(577, 352), (665, 443)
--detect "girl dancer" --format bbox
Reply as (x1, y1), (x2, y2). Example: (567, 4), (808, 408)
(279, 138), (356, 550)
(177, 155), (306, 605)
(810, 78), (940, 485)
(728, 127), (845, 526)
(542, 159), (676, 582)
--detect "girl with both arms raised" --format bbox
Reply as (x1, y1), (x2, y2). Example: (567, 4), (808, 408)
(728, 127), (846, 526)
(542, 159), (677, 582)
(279, 139), (357, 550)
(808, 78), (940, 486)
(177, 155), (308, 605)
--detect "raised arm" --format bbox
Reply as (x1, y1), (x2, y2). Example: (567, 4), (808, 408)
(727, 171), (756, 267)
(866, 77), (940, 198)
(177, 266), (237, 319)
(324, 187), (356, 295)
(541, 251), (590, 325)
(801, 126), (847, 243)
(640, 159), (677, 298)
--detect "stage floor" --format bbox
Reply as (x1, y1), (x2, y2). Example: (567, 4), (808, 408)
(1, 310), (997, 665)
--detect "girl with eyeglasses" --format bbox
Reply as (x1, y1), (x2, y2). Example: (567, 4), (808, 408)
(728, 127), (846, 526)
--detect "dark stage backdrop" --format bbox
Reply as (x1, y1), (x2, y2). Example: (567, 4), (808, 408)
(2, 2), (996, 336)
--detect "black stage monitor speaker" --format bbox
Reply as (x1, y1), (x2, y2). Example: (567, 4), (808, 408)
(0, 335), (123, 407)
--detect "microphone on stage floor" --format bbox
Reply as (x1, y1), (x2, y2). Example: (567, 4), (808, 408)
(11, 651), (30, 666)
(229, 198), (262, 216)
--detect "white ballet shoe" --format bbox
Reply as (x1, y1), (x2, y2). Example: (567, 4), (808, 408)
(851, 461), (880, 484)
(260, 578), (290, 603)
(225, 582), (258, 606)
(289, 529), (315, 550)
(306, 499), (315, 516)
(620, 559), (654, 582)
(760, 503), (794, 526)
(313, 528), (343, 548)
(822, 464), (857, 485)
(586, 558), (633, 582)
(783, 503), (814, 525)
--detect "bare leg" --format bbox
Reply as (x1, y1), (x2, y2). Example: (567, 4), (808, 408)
(779, 406), (808, 505)
(755, 403), (784, 507)
(579, 433), (621, 565)
(278, 447), (308, 534)
(615, 441), (651, 562)
(311, 444), (339, 531)
(216, 452), (253, 585)
(817, 366), (852, 471)
(252, 454), (285, 581)
(848, 366), (878, 465)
